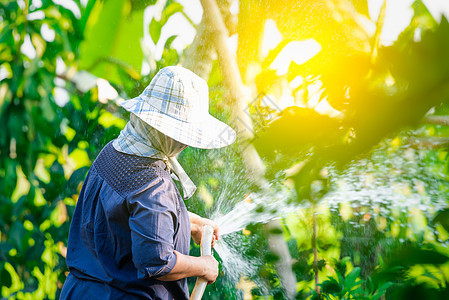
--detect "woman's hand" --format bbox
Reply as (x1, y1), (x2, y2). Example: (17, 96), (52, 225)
(199, 255), (219, 284)
(158, 251), (218, 283)
(188, 212), (219, 247)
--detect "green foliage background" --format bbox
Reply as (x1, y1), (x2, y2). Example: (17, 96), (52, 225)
(1, 0), (449, 299)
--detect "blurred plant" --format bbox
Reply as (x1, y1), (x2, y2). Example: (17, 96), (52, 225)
(0, 0), (91, 298)
(313, 258), (366, 299)
(0, 0), (134, 298)
(249, 0), (449, 298)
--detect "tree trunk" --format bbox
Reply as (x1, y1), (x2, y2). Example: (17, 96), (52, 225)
(312, 207), (320, 295)
(182, 0), (235, 80)
(199, 0), (266, 184)
(266, 220), (298, 299)
(182, 20), (217, 80)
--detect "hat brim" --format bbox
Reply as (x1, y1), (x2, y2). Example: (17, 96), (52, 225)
(120, 98), (237, 149)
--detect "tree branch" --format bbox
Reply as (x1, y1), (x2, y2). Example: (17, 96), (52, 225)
(424, 115), (449, 126)
(182, 0), (235, 80)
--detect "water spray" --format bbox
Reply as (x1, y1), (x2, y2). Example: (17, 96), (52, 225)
(190, 225), (214, 300)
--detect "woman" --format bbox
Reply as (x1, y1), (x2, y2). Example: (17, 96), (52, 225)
(60, 66), (236, 299)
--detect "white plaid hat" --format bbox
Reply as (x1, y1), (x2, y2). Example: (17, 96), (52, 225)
(120, 66), (236, 149)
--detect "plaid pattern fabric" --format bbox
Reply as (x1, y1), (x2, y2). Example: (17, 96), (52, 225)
(120, 66), (236, 149)
(113, 114), (197, 199)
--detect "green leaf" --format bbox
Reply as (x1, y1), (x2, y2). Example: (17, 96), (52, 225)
(411, 0), (438, 28)
(320, 277), (342, 295)
(80, 0), (98, 32)
(317, 259), (326, 271)
(265, 252), (279, 263)
(160, 2), (183, 25)
(66, 167), (88, 194)
(9, 221), (25, 253)
(268, 227), (283, 235)
(0, 262), (12, 288)
(149, 19), (162, 43)
(433, 208), (449, 233)
(130, 0), (158, 11)
(79, 0), (144, 83)
(344, 267), (362, 292)
(371, 282), (394, 300)
(164, 35), (178, 49)
(404, 248), (449, 265)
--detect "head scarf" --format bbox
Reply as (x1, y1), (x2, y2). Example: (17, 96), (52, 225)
(113, 113), (196, 199)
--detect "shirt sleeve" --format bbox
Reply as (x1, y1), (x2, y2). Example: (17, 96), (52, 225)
(127, 176), (179, 279)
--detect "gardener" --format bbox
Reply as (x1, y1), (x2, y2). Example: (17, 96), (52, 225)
(60, 66), (236, 299)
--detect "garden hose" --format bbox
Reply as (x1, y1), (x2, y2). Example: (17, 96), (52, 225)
(190, 225), (214, 300)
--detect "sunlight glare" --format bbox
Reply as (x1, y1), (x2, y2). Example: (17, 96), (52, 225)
(315, 98), (343, 118)
(306, 80), (323, 109)
(177, 0), (203, 24)
(289, 76), (304, 89)
(53, 0), (81, 18)
(368, 0), (449, 45)
(97, 78), (118, 104)
(269, 40), (321, 76)
(261, 19), (282, 58)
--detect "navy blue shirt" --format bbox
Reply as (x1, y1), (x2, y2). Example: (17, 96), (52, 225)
(61, 142), (191, 300)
